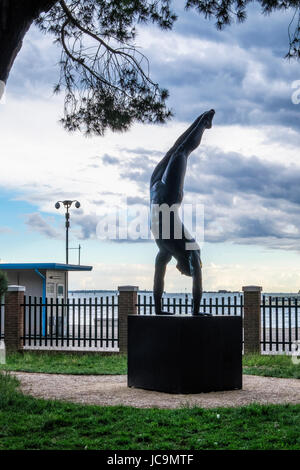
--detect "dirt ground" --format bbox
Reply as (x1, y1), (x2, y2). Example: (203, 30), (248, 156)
(11, 372), (300, 409)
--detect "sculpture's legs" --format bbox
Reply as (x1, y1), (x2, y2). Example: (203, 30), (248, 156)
(154, 250), (172, 314)
(150, 114), (207, 188)
(161, 110), (215, 190)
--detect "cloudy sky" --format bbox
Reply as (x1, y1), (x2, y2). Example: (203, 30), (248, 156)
(0, 2), (300, 292)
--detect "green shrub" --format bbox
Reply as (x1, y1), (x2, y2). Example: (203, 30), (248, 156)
(0, 271), (8, 297)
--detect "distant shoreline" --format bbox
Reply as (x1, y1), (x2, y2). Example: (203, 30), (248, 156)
(68, 290), (300, 296)
(69, 289), (242, 294)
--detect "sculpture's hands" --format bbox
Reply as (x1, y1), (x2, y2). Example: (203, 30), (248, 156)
(202, 109), (215, 129)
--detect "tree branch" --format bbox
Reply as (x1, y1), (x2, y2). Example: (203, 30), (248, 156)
(58, 0), (155, 86)
(60, 18), (127, 94)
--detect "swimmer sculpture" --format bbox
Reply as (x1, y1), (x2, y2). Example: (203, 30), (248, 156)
(150, 109), (215, 315)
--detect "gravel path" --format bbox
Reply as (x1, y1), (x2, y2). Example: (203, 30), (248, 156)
(11, 372), (300, 409)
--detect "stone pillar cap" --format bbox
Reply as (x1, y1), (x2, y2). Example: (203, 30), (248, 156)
(242, 286), (262, 292)
(7, 285), (26, 292)
(118, 286), (139, 292)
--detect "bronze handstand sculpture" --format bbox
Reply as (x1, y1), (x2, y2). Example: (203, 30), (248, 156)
(150, 109), (215, 315)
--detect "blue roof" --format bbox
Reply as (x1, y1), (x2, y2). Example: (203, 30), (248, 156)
(0, 263), (92, 272)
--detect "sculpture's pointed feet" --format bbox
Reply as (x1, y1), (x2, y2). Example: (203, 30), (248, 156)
(203, 109), (215, 129)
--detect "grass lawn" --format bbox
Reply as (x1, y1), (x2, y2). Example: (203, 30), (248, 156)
(1, 352), (299, 379)
(243, 354), (300, 379)
(0, 372), (299, 450)
(0, 352), (127, 375)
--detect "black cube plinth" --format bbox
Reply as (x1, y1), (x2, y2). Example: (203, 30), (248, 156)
(128, 315), (242, 394)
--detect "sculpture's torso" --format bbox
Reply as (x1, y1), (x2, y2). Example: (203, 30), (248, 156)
(150, 151), (200, 277)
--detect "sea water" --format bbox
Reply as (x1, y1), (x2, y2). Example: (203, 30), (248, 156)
(68, 290), (299, 329)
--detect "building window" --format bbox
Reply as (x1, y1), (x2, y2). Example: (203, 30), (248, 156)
(57, 284), (64, 296)
(47, 283), (55, 295)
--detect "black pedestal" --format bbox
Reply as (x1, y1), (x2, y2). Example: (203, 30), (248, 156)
(128, 315), (242, 394)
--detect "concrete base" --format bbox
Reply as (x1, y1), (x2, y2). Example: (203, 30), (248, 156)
(128, 315), (242, 394)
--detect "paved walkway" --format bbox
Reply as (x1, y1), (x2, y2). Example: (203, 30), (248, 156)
(11, 372), (300, 409)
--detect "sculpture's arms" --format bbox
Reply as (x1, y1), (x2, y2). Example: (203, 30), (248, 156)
(153, 250), (172, 314)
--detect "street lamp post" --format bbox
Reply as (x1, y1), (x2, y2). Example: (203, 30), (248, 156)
(55, 200), (80, 264)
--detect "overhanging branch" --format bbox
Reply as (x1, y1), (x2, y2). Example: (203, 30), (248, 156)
(60, 18), (126, 94)
(59, 0), (155, 86)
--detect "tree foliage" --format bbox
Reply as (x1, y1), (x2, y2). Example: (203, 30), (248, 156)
(0, 271), (8, 297)
(185, 0), (300, 59)
(0, 0), (299, 136)
(35, 0), (177, 135)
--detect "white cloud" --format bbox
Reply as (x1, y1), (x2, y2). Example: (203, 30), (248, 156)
(25, 212), (62, 239)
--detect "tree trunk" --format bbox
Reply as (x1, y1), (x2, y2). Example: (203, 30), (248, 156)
(0, 0), (58, 83)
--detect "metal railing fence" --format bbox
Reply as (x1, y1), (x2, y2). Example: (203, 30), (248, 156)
(21, 295), (118, 351)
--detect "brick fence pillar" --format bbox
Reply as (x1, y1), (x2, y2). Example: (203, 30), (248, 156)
(118, 286), (138, 354)
(242, 285), (262, 354)
(4, 285), (25, 352)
